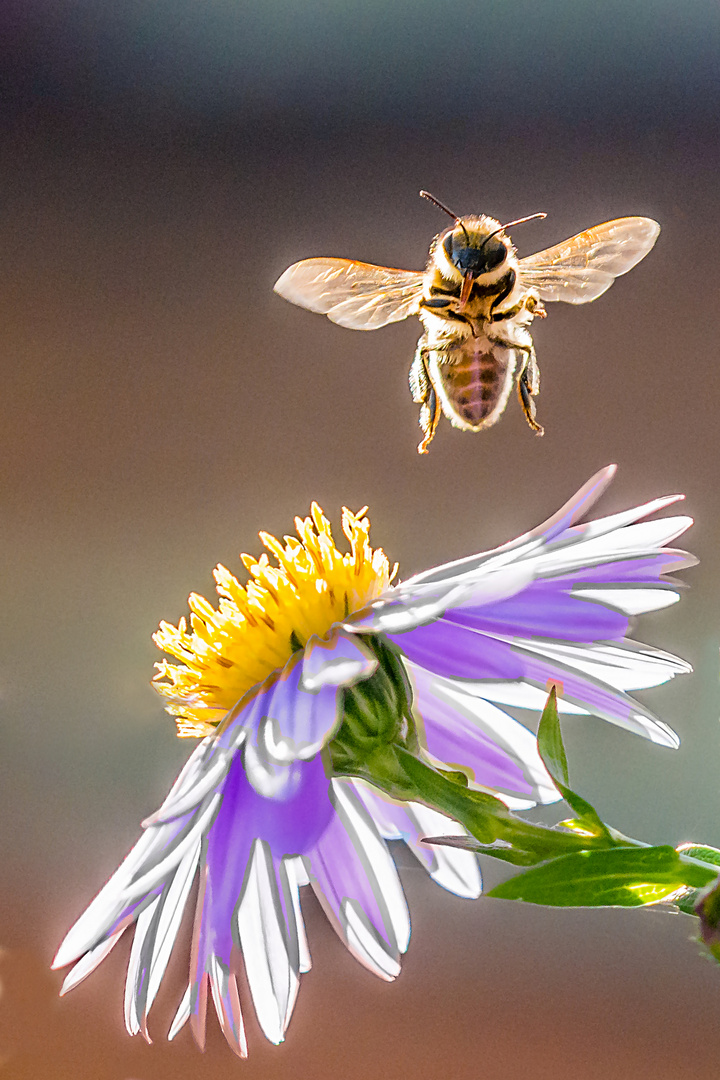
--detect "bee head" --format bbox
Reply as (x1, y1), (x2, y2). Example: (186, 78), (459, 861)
(442, 221), (509, 277)
(419, 192), (547, 302)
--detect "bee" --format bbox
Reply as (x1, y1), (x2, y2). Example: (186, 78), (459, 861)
(274, 191), (660, 453)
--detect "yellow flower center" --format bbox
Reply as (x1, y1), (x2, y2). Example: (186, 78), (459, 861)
(153, 504), (396, 737)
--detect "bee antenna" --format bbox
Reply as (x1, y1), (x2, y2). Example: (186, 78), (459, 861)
(500, 212), (547, 231)
(483, 212), (547, 247)
(419, 190), (470, 246)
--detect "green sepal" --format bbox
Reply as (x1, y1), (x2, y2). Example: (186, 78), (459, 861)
(676, 844), (720, 868)
(674, 890), (702, 916)
(487, 845), (717, 907)
(436, 767), (470, 787)
(671, 846), (720, 915)
(422, 835), (551, 867)
(537, 687), (615, 842)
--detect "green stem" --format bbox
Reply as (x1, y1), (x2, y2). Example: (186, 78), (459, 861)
(346, 743), (633, 860)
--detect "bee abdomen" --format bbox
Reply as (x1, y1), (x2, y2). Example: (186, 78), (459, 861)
(431, 339), (516, 431)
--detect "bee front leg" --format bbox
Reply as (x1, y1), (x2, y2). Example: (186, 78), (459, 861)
(410, 341), (441, 454)
(517, 351), (544, 436)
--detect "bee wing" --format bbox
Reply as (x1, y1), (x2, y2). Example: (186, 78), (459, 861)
(274, 257), (424, 330)
(519, 217), (660, 304)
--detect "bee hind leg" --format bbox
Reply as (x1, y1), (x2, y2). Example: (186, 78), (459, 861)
(410, 342), (441, 454)
(418, 387), (441, 454)
(517, 353), (544, 436)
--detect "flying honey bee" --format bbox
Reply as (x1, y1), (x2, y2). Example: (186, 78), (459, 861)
(274, 192), (660, 453)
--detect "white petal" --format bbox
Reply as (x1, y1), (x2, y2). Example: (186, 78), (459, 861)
(282, 857), (312, 973)
(571, 586), (680, 615)
(237, 840), (300, 1045)
(144, 838), (202, 1016)
(168, 985), (191, 1041)
(143, 748), (233, 827)
(342, 899), (401, 980)
(404, 802), (482, 899)
(208, 956), (247, 1058)
(301, 631), (377, 690)
(475, 680), (589, 714)
(512, 639), (690, 691)
(331, 780), (411, 953)
(119, 794), (221, 901)
(124, 895), (162, 1037)
(59, 929), (125, 995)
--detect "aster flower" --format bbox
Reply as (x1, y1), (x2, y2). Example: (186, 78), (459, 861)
(53, 465), (694, 1056)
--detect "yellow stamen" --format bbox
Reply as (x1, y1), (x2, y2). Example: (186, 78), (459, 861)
(153, 505), (397, 737)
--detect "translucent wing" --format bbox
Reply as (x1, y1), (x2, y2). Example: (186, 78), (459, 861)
(274, 257), (424, 330)
(519, 217), (660, 304)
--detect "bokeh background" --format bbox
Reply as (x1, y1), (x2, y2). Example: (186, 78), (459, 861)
(1, 2), (720, 1077)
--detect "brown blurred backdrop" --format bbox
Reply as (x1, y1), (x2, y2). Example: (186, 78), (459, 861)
(1, 2), (720, 1077)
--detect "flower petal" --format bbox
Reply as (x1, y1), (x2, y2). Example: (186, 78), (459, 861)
(305, 779), (410, 978)
(301, 630), (378, 690)
(343, 468), (693, 643)
(246, 632), (372, 775)
(186, 752), (333, 1050)
(123, 837), (202, 1039)
(353, 781), (482, 899)
(407, 662), (557, 804)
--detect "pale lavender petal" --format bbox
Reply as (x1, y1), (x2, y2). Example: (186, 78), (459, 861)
(305, 779), (410, 978)
(345, 469), (693, 644)
(380, 465), (618, 593)
(498, 640), (679, 746)
(389, 621), (524, 681)
(300, 630), (377, 690)
(530, 464), (618, 543)
(354, 782), (482, 899)
(443, 584), (629, 642)
(187, 751), (334, 1049)
(400, 613), (679, 747)
(408, 662), (556, 803)
(248, 634), (371, 773)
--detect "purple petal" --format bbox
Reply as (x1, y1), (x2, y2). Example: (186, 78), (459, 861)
(301, 630), (377, 690)
(390, 621), (524, 681)
(305, 780), (410, 978)
(354, 782), (482, 899)
(247, 634), (371, 772)
(188, 752), (335, 1046)
(443, 584), (629, 642)
(531, 465), (617, 543)
(409, 663), (554, 801)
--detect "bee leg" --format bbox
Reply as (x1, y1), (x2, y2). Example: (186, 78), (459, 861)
(517, 358), (544, 436)
(418, 387), (441, 454)
(409, 342), (429, 404)
(525, 296), (547, 320)
(524, 351), (540, 396)
(410, 342), (441, 454)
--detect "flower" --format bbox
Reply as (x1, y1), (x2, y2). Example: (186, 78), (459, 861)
(53, 465), (694, 1056)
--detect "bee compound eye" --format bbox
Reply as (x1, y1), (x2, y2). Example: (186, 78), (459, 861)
(442, 231), (457, 260)
(481, 236), (507, 271)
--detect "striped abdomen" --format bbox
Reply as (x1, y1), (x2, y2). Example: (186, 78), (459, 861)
(428, 334), (517, 431)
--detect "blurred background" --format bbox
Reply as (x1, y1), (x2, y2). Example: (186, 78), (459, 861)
(1, 1), (720, 1076)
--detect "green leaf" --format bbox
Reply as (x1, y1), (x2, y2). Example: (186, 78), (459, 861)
(487, 845), (717, 907)
(422, 835), (548, 867)
(676, 843), (720, 868)
(536, 688), (614, 842)
(672, 847), (720, 912)
(674, 889), (701, 916)
(537, 686), (569, 786)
